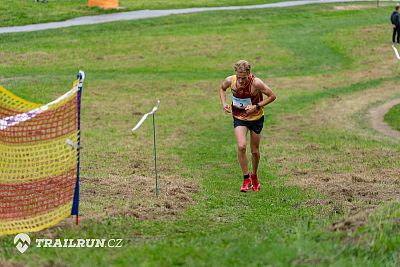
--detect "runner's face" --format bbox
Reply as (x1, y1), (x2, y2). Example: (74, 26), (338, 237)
(236, 71), (250, 87)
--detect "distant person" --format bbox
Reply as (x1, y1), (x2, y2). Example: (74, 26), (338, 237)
(391, 6), (400, 44)
(219, 60), (276, 192)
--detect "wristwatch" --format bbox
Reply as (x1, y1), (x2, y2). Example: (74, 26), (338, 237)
(256, 103), (261, 110)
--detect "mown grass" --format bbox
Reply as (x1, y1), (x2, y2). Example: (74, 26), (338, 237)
(385, 104), (400, 131)
(0, 2), (399, 266)
(1, 0), (282, 27)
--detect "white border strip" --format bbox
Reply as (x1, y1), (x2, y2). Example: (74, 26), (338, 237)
(131, 100), (160, 132)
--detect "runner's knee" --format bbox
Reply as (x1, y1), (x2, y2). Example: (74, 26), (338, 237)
(237, 144), (246, 153)
(251, 149), (260, 157)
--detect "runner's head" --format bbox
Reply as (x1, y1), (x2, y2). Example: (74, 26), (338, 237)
(234, 60), (251, 87)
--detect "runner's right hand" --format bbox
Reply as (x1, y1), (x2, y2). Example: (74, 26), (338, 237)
(223, 104), (231, 114)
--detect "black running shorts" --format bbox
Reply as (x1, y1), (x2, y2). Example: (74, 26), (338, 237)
(233, 116), (264, 134)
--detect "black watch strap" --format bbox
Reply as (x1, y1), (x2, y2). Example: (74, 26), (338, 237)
(256, 103), (261, 110)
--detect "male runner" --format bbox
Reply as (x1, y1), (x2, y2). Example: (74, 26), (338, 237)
(219, 60), (276, 192)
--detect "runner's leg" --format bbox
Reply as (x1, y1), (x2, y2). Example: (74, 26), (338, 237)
(250, 130), (261, 175)
(234, 126), (248, 175)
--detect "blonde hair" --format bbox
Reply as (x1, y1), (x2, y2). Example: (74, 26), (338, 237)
(234, 60), (251, 73)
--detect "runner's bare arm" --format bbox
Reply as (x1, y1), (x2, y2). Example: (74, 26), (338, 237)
(245, 78), (276, 113)
(219, 77), (232, 114)
(256, 79), (276, 107)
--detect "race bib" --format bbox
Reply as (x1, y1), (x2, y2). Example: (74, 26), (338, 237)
(232, 96), (252, 109)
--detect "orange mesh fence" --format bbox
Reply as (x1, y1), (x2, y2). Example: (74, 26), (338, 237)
(0, 73), (84, 236)
(0, 97), (78, 144)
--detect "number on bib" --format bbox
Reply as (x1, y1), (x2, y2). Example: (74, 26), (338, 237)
(232, 96), (252, 109)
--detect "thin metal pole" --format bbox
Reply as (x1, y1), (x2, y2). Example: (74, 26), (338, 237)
(153, 113), (158, 197)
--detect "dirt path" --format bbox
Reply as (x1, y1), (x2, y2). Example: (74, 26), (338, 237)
(268, 78), (400, 231)
(369, 98), (400, 141)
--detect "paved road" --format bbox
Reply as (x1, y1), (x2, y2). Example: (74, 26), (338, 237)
(0, 0), (366, 34)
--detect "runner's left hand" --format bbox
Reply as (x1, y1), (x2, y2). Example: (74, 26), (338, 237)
(245, 105), (256, 114)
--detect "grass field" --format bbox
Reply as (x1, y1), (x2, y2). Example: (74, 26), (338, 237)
(0, 1), (400, 266)
(385, 104), (400, 131)
(1, 0), (282, 27)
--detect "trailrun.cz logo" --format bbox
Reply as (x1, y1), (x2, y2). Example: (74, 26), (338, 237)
(14, 233), (31, 253)
(14, 233), (123, 253)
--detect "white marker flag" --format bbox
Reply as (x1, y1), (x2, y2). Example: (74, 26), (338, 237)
(131, 100), (160, 132)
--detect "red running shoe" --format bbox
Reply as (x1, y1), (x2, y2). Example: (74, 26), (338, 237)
(240, 178), (252, 192)
(251, 173), (260, 192)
